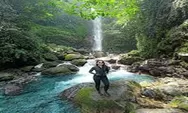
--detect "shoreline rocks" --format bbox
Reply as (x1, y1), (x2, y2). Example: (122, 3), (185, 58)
(0, 70), (39, 96)
(61, 77), (188, 113)
(127, 58), (188, 78)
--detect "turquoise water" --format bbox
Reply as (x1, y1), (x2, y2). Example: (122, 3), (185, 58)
(0, 71), (154, 113)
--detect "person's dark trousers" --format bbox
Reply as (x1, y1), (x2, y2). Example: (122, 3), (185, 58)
(93, 75), (109, 92)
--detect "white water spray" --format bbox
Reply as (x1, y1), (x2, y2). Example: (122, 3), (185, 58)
(92, 17), (102, 51)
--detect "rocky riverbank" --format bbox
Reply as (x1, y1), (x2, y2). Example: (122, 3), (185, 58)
(60, 77), (188, 113)
(0, 48), (92, 96)
(117, 52), (188, 78)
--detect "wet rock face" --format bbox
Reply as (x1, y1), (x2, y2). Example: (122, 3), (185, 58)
(128, 58), (188, 78)
(71, 59), (87, 66)
(64, 54), (84, 61)
(41, 64), (79, 76)
(0, 72), (14, 82)
(136, 108), (186, 113)
(61, 77), (188, 113)
(60, 80), (142, 113)
(3, 84), (23, 96)
(92, 51), (106, 58)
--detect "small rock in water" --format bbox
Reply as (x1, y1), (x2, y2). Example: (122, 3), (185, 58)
(3, 84), (23, 96)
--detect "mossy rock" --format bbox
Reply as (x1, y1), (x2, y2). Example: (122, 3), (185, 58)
(75, 88), (124, 113)
(20, 66), (34, 72)
(71, 59), (87, 66)
(41, 64), (79, 76)
(180, 61), (188, 69)
(65, 54), (84, 61)
(61, 80), (142, 113)
(43, 61), (60, 68)
(0, 72), (15, 82)
(169, 96), (188, 111)
(43, 53), (58, 61)
(119, 55), (143, 65)
(127, 50), (141, 57)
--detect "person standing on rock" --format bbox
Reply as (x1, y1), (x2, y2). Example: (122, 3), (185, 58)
(89, 60), (110, 96)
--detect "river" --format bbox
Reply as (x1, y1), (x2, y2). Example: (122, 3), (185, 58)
(0, 59), (154, 113)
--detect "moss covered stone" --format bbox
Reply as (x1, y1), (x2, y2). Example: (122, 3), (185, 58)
(61, 80), (143, 113)
(119, 55), (143, 65)
(75, 88), (122, 112)
(41, 64), (79, 76)
(65, 54), (84, 61)
(169, 96), (188, 111)
(43, 53), (58, 61)
(71, 59), (87, 66)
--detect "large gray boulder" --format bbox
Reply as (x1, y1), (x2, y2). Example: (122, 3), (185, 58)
(3, 84), (23, 96)
(71, 59), (87, 66)
(64, 54), (84, 61)
(43, 53), (58, 61)
(60, 80), (142, 113)
(119, 55), (143, 65)
(41, 64), (79, 76)
(0, 72), (14, 82)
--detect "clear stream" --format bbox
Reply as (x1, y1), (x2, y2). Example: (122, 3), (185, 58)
(0, 60), (155, 113)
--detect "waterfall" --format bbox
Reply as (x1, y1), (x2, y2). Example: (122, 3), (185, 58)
(92, 17), (102, 51)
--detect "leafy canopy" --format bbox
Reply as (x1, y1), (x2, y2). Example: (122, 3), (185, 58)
(61, 0), (140, 22)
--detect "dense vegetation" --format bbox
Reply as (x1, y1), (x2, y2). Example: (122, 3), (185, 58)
(1, 0), (188, 69)
(63, 0), (188, 58)
(102, 18), (137, 53)
(0, 0), (92, 69)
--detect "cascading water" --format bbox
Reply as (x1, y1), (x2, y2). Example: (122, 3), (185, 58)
(92, 17), (102, 51)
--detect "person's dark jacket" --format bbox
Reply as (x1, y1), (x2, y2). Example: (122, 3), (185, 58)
(89, 65), (110, 76)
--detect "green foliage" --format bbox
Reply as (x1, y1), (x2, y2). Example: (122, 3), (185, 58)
(0, 29), (42, 68)
(136, 35), (159, 58)
(103, 18), (137, 53)
(11, 0), (64, 20)
(62, 0), (139, 22)
(43, 44), (74, 53)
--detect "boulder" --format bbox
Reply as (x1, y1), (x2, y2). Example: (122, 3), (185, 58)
(20, 66), (34, 72)
(128, 59), (188, 78)
(62, 64), (79, 72)
(43, 53), (58, 61)
(168, 96), (188, 111)
(106, 59), (117, 64)
(0, 72), (14, 82)
(178, 53), (188, 62)
(141, 88), (165, 100)
(43, 61), (60, 68)
(111, 65), (121, 70)
(136, 109), (185, 113)
(119, 56), (143, 65)
(60, 78), (188, 112)
(71, 59), (87, 66)
(74, 49), (89, 55)
(92, 51), (106, 58)
(41, 64), (79, 76)
(3, 84), (23, 96)
(57, 54), (65, 60)
(64, 54), (84, 61)
(60, 80), (142, 113)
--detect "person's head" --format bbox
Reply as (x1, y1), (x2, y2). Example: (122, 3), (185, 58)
(96, 60), (105, 67)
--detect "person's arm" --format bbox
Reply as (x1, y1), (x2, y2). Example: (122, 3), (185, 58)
(89, 67), (95, 74)
(105, 66), (110, 74)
